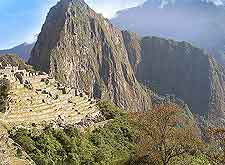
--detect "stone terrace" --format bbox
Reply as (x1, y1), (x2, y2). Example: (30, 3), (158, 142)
(0, 68), (99, 128)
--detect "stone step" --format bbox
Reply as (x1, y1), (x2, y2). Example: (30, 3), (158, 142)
(8, 102), (92, 118)
(10, 99), (70, 115)
(4, 75), (99, 127)
(66, 108), (98, 123)
(6, 101), (95, 124)
(7, 99), (91, 119)
(11, 80), (54, 90)
(12, 87), (56, 96)
(12, 95), (86, 112)
(11, 89), (80, 105)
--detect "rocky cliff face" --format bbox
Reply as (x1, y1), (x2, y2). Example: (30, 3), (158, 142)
(122, 31), (142, 73)
(123, 35), (225, 119)
(29, 0), (151, 112)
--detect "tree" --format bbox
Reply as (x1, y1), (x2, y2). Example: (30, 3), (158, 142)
(205, 128), (225, 165)
(129, 103), (202, 165)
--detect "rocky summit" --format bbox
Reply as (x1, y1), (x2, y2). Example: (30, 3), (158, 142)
(29, 0), (151, 112)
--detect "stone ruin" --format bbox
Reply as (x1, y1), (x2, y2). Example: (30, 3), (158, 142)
(0, 63), (92, 98)
(0, 63), (38, 83)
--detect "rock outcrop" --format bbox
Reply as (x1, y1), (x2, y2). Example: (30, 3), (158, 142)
(123, 34), (225, 120)
(29, 0), (151, 112)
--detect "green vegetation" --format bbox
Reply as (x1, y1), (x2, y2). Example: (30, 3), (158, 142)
(128, 103), (203, 165)
(10, 101), (136, 165)
(0, 78), (10, 113)
(98, 101), (124, 120)
(9, 101), (225, 165)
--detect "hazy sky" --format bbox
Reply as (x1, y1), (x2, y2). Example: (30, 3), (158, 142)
(0, 0), (146, 49)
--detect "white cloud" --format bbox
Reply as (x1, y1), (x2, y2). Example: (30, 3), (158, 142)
(45, 0), (147, 18)
(205, 0), (224, 5)
(85, 0), (146, 18)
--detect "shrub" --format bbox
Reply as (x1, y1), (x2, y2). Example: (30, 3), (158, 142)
(0, 78), (10, 96)
(0, 78), (10, 113)
(98, 101), (125, 119)
(10, 102), (136, 164)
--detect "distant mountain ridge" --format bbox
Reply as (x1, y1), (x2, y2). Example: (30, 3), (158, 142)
(0, 43), (34, 61)
(112, 0), (225, 66)
(123, 33), (225, 124)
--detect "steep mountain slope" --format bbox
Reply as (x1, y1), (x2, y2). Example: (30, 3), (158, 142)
(112, 0), (225, 66)
(0, 43), (34, 61)
(29, 0), (151, 112)
(122, 32), (225, 121)
(122, 31), (142, 73)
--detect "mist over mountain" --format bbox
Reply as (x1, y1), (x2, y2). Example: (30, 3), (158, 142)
(111, 0), (225, 66)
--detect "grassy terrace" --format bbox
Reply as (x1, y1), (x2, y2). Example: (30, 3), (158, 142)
(0, 75), (99, 127)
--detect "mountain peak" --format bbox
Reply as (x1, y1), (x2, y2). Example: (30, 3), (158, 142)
(57, 0), (88, 8)
(29, 0), (152, 112)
